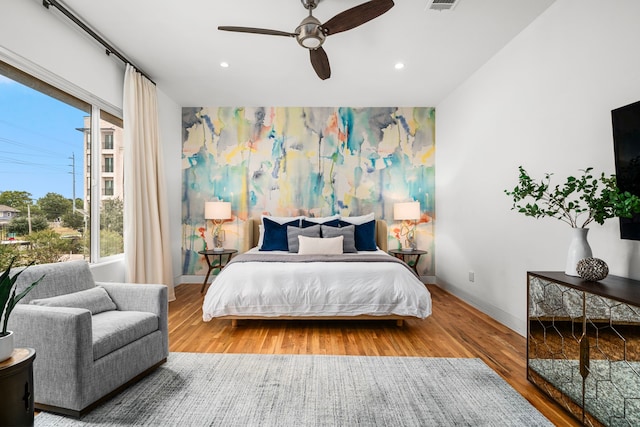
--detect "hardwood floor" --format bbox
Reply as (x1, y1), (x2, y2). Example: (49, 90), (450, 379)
(169, 282), (579, 426)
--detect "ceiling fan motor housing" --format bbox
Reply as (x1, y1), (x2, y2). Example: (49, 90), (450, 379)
(295, 15), (325, 49)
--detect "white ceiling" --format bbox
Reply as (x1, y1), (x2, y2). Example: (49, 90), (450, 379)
(60, 0), (556, 107)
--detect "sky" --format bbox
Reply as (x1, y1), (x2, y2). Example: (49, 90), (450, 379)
(0, 74), (87, 201)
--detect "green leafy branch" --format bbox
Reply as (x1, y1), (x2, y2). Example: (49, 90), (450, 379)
(505, 166), (640, 228)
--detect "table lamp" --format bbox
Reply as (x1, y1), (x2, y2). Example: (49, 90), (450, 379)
(205, 201), (231, 251)
(393, 201), (420, 251)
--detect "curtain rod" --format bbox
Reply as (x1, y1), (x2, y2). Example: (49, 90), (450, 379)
(42, 0), (156, 85)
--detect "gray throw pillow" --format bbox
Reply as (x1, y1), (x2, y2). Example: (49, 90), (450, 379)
(30, 286), (117, 315)
(287, 224), (321, 253)
(321, 224), (357, 253)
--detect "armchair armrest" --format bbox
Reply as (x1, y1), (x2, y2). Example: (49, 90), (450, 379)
(97, 282), (167, 316)
(9, 305), (94, 404)
(10, 305), (93, 355)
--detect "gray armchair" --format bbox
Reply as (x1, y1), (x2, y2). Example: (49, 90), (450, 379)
(8, 260), (168, 417)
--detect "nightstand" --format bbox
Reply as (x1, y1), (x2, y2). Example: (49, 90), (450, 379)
(389, 249), (427, 274)
(0, 348), (35, 426)
(198, 249), (238, 293)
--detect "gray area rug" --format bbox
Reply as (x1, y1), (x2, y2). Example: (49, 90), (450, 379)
(36, 353), (551, 426)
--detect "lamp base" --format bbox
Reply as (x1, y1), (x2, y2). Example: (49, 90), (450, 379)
(213, 247), (224, 252)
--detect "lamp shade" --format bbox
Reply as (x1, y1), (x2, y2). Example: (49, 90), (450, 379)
(393, 201), (420, 220)
(204, 201), (231, 220)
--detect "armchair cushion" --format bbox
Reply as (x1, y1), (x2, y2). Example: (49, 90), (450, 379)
(30, 286), (117, 315)
(91, 311), (159, 360)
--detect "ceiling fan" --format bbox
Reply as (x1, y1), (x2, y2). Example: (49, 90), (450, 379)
(218, 0), (395, 80)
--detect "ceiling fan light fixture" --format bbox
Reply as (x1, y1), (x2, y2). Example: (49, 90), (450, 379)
(295, 16), (325, 49)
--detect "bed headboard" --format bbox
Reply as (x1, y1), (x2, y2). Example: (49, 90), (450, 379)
(249, 218), (388, 252)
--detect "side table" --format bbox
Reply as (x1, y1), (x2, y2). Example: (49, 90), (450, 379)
(389, 249), (427, 274)
(0, 347), (36, 426)
(198, 249), (238, 293)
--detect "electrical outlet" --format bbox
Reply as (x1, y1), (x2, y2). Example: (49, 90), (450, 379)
(468, 271), (475, 282)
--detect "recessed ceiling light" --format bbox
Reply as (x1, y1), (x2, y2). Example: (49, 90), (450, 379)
(220, 62), (230, 68)
(394, 62), (405, 70)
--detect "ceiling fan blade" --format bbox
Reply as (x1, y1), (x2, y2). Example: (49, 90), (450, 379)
(310, 47), (331, 80)
(321, 0), (394, 36)
(218, 26), (296, 38)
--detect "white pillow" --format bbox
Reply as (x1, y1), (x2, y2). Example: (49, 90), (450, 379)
(302, 214), (340, 224)
(257, 215), (304, 248)
(339, 212), (375, 225)
(298, 235), (344, 255)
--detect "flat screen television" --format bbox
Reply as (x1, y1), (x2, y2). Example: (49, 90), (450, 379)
(611, 100), (640, 240)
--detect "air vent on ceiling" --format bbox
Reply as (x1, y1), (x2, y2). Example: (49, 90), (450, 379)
(425, 0), (460, 11)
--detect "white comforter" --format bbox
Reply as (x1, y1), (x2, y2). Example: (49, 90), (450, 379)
(202, 248), (432, 320)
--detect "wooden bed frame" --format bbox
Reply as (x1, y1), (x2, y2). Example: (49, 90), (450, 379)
(216, 218), (412, 327)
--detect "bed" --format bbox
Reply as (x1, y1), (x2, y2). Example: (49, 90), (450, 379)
(202, 216), (432, 326)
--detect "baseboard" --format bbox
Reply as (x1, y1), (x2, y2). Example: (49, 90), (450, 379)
(434, 282), (526, 336)
(180, 275), (210, 284)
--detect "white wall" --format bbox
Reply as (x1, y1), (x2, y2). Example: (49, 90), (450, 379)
(157, 91), (183, 285)
(436, 0), (640, 336)
(0, 0), (123, 111)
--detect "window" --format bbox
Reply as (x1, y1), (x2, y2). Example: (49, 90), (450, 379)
(103, 133), (113, 150)
(103, 179), (114, 196)
(0, 60), (124, 265)
(103, 156), (114, 173)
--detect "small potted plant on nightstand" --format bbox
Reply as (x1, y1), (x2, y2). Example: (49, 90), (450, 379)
(505, 166), (640, 276)
(0, 257), (43, 361)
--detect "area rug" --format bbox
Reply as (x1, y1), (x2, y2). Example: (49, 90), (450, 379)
(36, 353), (552, 426)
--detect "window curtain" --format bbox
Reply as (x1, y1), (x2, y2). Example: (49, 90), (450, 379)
(123, 64), (175, 301)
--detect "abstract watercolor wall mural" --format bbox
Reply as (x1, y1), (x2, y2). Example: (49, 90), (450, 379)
(182, 107), (435, 276)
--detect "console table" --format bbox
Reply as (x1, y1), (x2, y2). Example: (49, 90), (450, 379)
(527, 271), (640, 426)
(0, 348), (35, 426)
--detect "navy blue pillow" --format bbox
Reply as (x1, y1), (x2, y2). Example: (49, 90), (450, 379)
(338, 219), (377, 251)
(260, 218), (300, 251)
(301, 218), (340, 228)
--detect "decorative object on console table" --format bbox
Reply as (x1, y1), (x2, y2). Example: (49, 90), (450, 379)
(576, 257), (609, 281)
(505, 166), (640, 276)
(565, 228), (592, 277)
(394, 201), (420, 251)
(0, 347), (36, 426)
(0, 258), (43, 362)
(198, 249), (238, 293)
(205, 201), (232, 251)
(527, 271), (640, 426)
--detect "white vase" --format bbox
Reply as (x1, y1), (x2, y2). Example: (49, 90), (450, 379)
(565, 228), (592, 277)
(0, 330), (14, 362)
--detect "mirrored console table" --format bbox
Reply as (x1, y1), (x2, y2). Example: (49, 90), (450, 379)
(527, 271), (640, 427)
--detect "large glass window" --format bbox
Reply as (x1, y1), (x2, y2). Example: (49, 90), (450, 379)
(0, 60), (124, 266)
